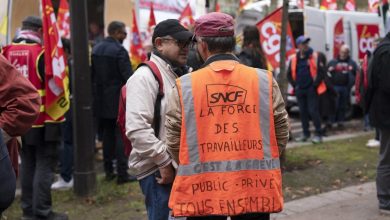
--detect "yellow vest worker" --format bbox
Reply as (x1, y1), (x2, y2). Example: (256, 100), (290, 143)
(168, 12), (286, 219)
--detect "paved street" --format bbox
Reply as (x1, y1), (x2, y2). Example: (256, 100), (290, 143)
(272, 182), (389, 220)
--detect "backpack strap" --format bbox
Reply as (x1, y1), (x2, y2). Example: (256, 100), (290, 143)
(137, 61), (164, 137)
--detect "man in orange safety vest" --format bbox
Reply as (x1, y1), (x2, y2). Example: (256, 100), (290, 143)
(165, 12), (289, 219)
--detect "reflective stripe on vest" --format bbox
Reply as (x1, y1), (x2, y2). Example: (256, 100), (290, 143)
(178, 69), (275, 173)
(180, 74), (200, 163)
(291, 52), (327, 95)
(170, 63), (283, 217)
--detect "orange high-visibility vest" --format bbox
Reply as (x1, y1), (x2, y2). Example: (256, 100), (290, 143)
(291, 52), (327, 95)
(169, 60), (283, 217)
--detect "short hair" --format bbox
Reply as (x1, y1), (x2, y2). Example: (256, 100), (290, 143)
(200, 36), (236, 54)
(340, 44), (350, 52)
(107, 21), (125, 35)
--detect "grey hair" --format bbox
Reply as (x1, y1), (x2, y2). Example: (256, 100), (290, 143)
(199, 36), (236, 54)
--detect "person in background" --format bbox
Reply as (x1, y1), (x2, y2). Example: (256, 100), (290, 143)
(166, 12), (289, 219)
(327, 44), (358, 129)
(88, 22), (104, 47)
(366, 32), (390, 216)
(238, 25), (268, 70)
(356, 38), (382, 148)
(91, 21), (134, 184)
(287, 36), (326, 144)
(51, 38), (74, 190)
(126, 19), (193, 220)
(0, 54), (40, 217)
(2, 16), (68, 220)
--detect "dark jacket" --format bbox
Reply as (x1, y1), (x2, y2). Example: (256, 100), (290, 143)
(366, 33), (390, 129)
(0, 54), (40, 175)
(91, 37), (133, 119)
(327, 56), (358, 87)
(287, 48), (326, 90)
(238, 48), (267, 70)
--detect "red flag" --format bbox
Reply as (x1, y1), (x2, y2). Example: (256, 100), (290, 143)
(41, 0), (70, 119)
(178, 3), (194, 29)
(256, 7), (296, 70)
(356, 24), (380, 60)
(130, 9), (147, 68)
(345, 0), (356, 11)
(368, 0), (380, 12)
(333, 18), (345, 58)
(239, 0), (247, 11)
(320, 0), (337, 10)
(148, 2), (156, 34)
(297, 0), (305, 9)
(215, 2), (221, 12)
(57, 0), (70, 39)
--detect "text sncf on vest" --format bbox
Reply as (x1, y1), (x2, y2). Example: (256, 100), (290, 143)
(200, 84), (256, 117)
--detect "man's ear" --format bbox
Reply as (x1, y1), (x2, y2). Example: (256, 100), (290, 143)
(154, 38), (164, 51)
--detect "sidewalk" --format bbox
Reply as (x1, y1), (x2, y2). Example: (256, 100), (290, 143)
(271, 182), (389, 220)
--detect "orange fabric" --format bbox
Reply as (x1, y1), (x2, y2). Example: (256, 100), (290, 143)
(291, 52), (327, 95)
(170, 61), (282, 217)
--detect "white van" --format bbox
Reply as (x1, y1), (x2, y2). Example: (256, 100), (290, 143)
(304, 6), (386, 63)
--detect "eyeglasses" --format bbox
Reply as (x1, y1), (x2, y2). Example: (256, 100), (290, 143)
(160, 37), (193, 49)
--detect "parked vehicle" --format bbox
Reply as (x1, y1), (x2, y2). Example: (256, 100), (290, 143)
(287, 7), (385, 117)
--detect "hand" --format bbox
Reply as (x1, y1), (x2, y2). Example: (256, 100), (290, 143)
(156, 163), (175, 184)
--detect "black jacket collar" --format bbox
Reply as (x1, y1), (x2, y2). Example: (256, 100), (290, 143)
(201, 53), (240, 68)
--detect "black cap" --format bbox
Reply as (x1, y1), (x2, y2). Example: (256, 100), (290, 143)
(152, 19), (193, 43)
(22, 16), (42, 29)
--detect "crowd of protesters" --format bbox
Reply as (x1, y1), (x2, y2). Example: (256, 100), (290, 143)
(0, 9), (389, 220)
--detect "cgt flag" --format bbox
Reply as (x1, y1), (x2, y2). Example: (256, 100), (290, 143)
(130, 9), (147, 69)
(178, 3), (194, 29)
(147, 2), (156, 34)
(57, 0), (70, 39)
(333, 18), (345, 58)
(256, 7), (296, 70)
(320, 0), (337, 10)
(41, 0), (70, 120)
(345, 0), (356, 11)
(368, 0), (380, 12)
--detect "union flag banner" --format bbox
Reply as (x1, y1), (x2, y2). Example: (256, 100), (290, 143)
(178, 3), (194, 29)
(368, 0), (380, 12)
(256, 7), (296, 70)
(239, 0), (250, 12)
(57, 0), (70, 39)
(41, 0), (70, 119)
(333, 18), (345, 58)
(130, 9), (147, 69)
(320, 0), (337, 10)
(215, 2), (221, 12)
(147, 2), (156, 34)
(356, 23), (380, 60)
(344, 0), (356, 11)
(297, 0), (305, 9)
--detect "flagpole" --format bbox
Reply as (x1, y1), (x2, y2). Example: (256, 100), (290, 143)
(69, 0), (96, 197)
(279, 0), (289, 103)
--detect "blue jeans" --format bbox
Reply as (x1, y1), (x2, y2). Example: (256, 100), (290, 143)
(331, 85), (349, 124)
(0, 131), (16, 215)
(296, 86), (322, 137)
(139, 171), (172, 220)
